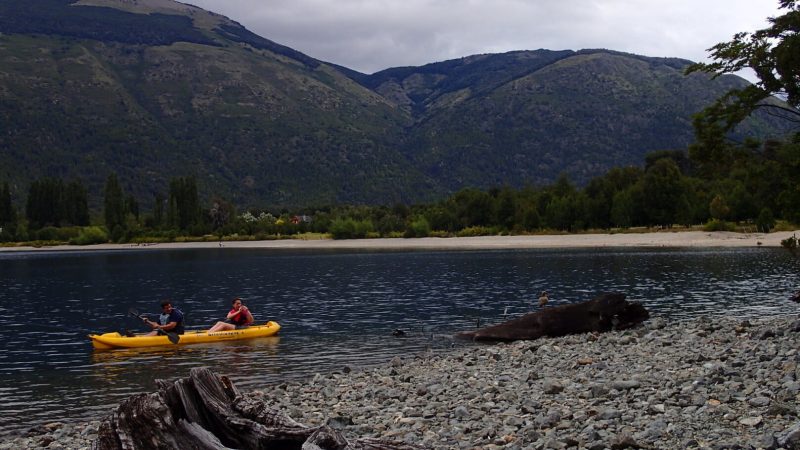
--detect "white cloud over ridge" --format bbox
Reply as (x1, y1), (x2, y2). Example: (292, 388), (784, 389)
(188, 0), (782, 75)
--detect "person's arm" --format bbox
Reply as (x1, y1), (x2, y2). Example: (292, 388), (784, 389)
(243, 307), (254, 324)
(147, 318), (176, 331)
(226, 308), (241, 320)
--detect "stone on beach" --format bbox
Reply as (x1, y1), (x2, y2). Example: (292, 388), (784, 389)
(7, 314), (800, 449)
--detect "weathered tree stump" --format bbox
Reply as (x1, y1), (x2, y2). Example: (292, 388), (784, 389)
(456, 292), (649, 342)
(93, 367), (422, 450)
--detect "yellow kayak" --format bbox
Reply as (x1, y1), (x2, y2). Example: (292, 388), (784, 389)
(89, 321), (281, 350)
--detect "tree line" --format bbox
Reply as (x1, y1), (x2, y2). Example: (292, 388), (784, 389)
(0, 135), (797, 245)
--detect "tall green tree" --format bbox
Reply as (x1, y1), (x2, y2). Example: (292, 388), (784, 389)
(687, 1), (800, 134)
(63, 179), (90, 226)
(26, 178), (64, 229)
(168, 176), (200, 231)
(125, 194), (139, 220)
(642, 159), (686, 227)
(0, 182), (17, 239)
(152, 193), (165, 229)
(209, 197), (235, 232)
(584, 167), (643, 229)
(103, 173), (125, 232)
(494, 187), (517, 230)
(451, 188), (494, 229)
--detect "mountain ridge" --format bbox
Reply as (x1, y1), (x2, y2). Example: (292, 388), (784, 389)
(0, 0), (791, 209)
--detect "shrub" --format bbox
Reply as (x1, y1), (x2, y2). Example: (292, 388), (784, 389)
(782, 234), (798, 250)
(110, 224), (126, 243)
(69, 226), (108, 245)
(0, 228), (15, 242)
(456, 226), (496, 237)
(703, 219), (735, 232)
(403, 217), (431, 238)
(755, 208), (775, 233)
(35, 226), (80, 241)
(329, 218), (373, 239)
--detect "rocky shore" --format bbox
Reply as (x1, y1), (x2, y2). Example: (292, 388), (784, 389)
(5, 314), (800, 449)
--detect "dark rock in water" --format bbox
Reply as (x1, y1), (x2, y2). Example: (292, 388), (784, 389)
(392, 328), (407, 337)
(455, 292), (649, 342)
(791, 291), (800, 303)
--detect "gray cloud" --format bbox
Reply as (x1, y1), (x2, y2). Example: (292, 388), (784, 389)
(187, 0), (781, 75)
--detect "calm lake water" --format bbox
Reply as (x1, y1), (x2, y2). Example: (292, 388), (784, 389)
(0, 246), (798, 436)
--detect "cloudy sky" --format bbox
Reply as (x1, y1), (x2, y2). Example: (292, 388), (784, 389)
(187, 0), (782, 76)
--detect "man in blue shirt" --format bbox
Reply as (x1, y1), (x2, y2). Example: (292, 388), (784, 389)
(145, 300), (185, 335)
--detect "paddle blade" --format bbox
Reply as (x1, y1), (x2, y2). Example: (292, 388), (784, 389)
(166, 332), (180, 344)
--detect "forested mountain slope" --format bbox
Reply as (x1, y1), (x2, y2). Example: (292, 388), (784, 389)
(0, 0), (789, 208)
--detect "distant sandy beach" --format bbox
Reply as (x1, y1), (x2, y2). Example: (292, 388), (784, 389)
(2, 230), (798, 252)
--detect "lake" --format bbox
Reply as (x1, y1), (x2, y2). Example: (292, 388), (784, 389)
(0, 246), (798, 436)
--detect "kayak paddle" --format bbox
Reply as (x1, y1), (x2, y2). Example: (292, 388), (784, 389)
(128, 309), (180, 344)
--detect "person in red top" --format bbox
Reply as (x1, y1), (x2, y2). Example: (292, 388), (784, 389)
(208, 298), (255, 332)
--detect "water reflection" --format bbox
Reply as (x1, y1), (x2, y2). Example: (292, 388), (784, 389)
(0, 247), (798, 435)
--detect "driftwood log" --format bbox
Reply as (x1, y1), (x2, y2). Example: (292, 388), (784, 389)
(93, 367), (423, 450)
(456, 292), (649, 342)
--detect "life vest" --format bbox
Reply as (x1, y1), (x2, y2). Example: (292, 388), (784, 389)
(229, 308), (250, 325)
(159, 308), (185, 334)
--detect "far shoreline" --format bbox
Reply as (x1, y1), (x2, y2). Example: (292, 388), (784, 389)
(1, 229), (798, 253)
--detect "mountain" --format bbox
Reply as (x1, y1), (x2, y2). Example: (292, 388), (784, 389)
(359, 50), (782, 190)
(0, 0), (790, 209)
(0, 0), (425, 208)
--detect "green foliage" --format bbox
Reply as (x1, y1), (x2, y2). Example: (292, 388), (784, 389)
(33, 226), (81, 241)
(521, 205), (542, 230)
(168, 177), (201, 232)
(756, 208), (776, 232)
(104, 174), (125, 231)
(687, 1), (800, 140)
(781, 233), (798, 250)
(452, 189), (495, 228)
(125, 195), (139, 220)
(209, 197), (236, 234)
(69, 226), (108, 245)
(642, 159), (685, 227)
(494, 188), (517, 230)
(329, 218), (373, 239)
(610, 188), (638, 228)
(645, 150), (693, 176)
(110, 224), (126, 243)
(26, 178), (62, 229)
(456, 226), (496, 237)
(422, 206), (459, 233)
(152, 193), (166, 230)
(704, 219), (735, 232)
(0, 182), (17, 239)
(25, 177), (88, 229)
(64, 180), (90, 226)
(404, 217), (431, 238)
(709, 195), (730, 220)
